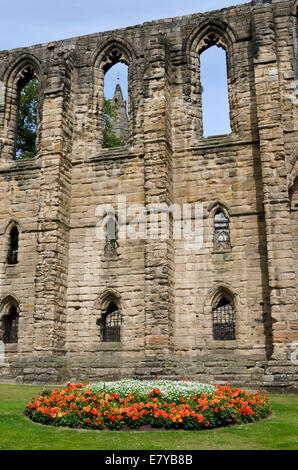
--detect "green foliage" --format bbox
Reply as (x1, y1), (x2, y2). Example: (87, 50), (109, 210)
(15, 86), (124, 157)
(40, 388), (53, 397)
(16, 78), (38, 159)
(0, 384), (297, 450)
(24, 382), (272, 432)
(103, 98), (125, 148)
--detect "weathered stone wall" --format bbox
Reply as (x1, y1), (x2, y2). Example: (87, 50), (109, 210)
(0, 0), (297, 391)
(66, 150), (145, 382)
(0, 160), (39, 379)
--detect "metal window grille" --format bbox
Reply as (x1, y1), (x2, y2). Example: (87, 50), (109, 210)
(212, 299), (235, 340)
(7, 227), (19, 264)
(214, 211), (230, 250)
(102, 309), (122, 342)
(3, 306), (19, 343)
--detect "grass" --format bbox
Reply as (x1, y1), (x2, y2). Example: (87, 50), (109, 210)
(0, 384), (297, 450)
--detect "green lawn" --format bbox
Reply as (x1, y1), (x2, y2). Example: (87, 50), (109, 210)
(0, 384), (297, 450)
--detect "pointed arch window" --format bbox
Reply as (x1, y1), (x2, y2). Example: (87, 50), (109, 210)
(102, 301), (122, 342)
(213, 210), (230, 250)
(3, 305), (19, 344)
(16, 75), (39, 159)
(100, 47), (129, 149)
(212, 296), (235, 341)
(103, 63), (128, 148)
(7, 226), (19, 264)
(200, 45), (231, 137)
(187, 22), (236, 140)
(2, 61), (41, 162)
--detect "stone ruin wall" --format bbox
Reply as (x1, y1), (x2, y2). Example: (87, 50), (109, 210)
(0, 0), (297, 391)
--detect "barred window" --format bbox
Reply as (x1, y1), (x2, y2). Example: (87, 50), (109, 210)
(212, 297), (235, 340)
(3, 305), (19, 344)
(213, 210), (230, 250)
(102, 302), (122, 342)
(7, 226), (19, 264)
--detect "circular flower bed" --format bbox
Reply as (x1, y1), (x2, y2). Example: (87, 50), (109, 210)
(25, 380), (271, 431)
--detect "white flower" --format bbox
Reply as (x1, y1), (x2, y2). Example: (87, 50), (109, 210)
(85, 379), (216, 401)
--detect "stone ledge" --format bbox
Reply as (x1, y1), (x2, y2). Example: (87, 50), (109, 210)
(97, 343), (123, 351)
(5, 264), (19, 277)
(207, 340), (238, 349)
(189, 137), (259, 152)
(73, 147), (142, 165)
(4, 344), (18, 353)
(0, 158), (41, 174)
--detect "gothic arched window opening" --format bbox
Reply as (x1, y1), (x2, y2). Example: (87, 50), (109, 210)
(200, 45), (231, 137)
(7, 226), (19, 265)
(212, 296), (235, 341)
(102, 302), (122, 342)
(103, 62), (128, 148)
(213, 210), (230, 250)
(16, 74), (39, 159)
(3, 305), (19, 344)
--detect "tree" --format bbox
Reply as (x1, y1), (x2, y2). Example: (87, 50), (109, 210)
(16, 84), (123, 156)
(16, 78), (38, 159)
(103, 98), (125, 148)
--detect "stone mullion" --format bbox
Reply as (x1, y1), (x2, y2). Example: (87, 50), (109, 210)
(0, 79), (14, 163)
(144, 145), (172, 354)
(71, 64), (103, 159)
(252, 4), (297, 371)
(33, 59), (72, 380)
(143, 35), (173, 357)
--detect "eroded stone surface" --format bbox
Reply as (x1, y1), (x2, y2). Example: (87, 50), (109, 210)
(0, 0), (297, 391)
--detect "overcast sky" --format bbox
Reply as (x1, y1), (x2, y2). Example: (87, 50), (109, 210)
(0, 0), (249, 136)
